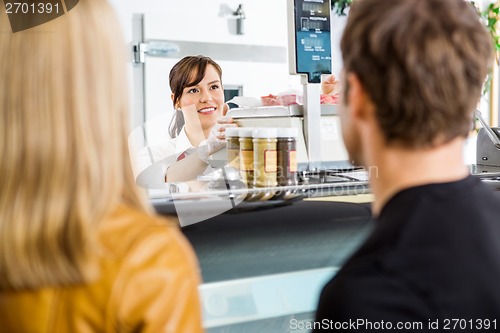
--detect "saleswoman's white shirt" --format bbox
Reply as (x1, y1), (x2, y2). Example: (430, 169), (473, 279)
(135, 126), (196, 189)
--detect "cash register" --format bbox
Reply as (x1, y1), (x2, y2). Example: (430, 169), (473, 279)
(473, 110), (500, 189)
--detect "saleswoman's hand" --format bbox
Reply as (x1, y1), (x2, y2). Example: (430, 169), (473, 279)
(321, 74), (342, 95)
(212, 116), (236, 140)
(197, 117), (238, 163)
(222, 103), (230, 116)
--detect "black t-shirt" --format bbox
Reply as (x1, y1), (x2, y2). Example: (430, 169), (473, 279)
(314, 176), (500, 332)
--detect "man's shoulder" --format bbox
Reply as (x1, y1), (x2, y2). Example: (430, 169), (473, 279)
(316, 261), (432, 322)
(379, 177), (500, 243)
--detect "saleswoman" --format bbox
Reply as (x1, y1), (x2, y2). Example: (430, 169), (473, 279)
(136, 55), (237, 188)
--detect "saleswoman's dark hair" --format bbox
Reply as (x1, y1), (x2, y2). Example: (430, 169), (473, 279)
(168, 55), (223, 138)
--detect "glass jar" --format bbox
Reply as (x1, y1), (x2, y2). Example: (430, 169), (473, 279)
(238, 127), (255, 189)
(277, 127), (298, 186)
(253, 128), (278, 200)
(275, 127), (299, 199)
(225, 127), (240, 170)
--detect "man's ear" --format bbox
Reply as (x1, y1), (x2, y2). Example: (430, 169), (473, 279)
(346, 73), (372, 122)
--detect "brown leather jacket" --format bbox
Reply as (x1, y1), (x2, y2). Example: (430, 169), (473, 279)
(0, 205), (204, 333)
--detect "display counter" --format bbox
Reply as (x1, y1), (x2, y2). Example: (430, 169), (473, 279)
(182, 199), (372, 282)
(153, 181), (373, 331)
(182, 198), (372, 331)
(150, 165), (500, 331)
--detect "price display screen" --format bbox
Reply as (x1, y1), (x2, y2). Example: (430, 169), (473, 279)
(293, 0), (331, 83)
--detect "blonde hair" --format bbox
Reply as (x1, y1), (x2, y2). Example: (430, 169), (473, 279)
(0, 0), (151, 289)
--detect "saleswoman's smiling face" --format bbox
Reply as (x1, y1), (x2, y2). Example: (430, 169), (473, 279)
(178, 64), (225, 132)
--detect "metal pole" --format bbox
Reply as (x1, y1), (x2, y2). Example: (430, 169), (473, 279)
(132, 14), (147, 145)
(302, 77), (322, 170)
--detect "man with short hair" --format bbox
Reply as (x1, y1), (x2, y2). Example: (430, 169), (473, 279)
(314, 0), (500, 330)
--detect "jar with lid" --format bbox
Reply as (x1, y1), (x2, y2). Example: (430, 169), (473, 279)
(238, 127), (255, 197)
(225, 127), (240, 170)
(252, 128), (278, 201)
(275, 127), (299, 199)
(277, 127), (298, 186)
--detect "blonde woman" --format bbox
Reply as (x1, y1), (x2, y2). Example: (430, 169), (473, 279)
(0, 1), (203, 332)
